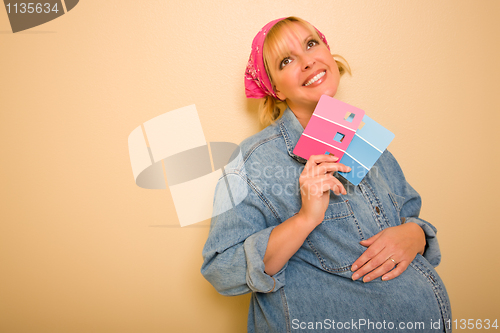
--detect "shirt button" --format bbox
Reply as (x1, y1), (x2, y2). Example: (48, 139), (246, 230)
(375, 206), (380, 214)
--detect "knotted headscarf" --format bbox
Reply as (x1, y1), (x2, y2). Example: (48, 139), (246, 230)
(244, 17), (330, 100)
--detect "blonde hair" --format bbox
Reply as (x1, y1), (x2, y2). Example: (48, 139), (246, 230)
(259, 17), (351, 126)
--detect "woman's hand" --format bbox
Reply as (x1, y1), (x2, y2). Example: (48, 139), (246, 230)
(296, 154), (351, 228)
(350, 222), (426, 282)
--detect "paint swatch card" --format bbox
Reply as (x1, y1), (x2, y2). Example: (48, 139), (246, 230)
(293, 95), (394, 186)
(337, 114), (395, 185)
(293, 95), (365, 161)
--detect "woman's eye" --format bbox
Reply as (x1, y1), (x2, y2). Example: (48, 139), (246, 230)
(307, 39), (319, 49)
(280, 57), (292, 69)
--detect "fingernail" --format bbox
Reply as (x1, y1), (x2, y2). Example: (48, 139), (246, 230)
(347, 167), (351, 172)
(363, 276), (371, 283)
(382, 276), (388, 281)
(351, 264), (358, 271)
(352, 273), (359, 280)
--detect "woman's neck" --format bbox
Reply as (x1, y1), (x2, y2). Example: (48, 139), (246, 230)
(287, 102), (316, 129)
(294, 112), (312, 129)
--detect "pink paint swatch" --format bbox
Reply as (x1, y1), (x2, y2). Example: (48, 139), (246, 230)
(293, 95), (365, 160)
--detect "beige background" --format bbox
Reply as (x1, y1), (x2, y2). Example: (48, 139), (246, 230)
(1, 1), (499, 332)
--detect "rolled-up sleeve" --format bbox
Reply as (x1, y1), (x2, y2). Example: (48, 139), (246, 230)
(244, 227), (287, 293)
(405, 217), (440, 266)
(201, 171), (286, 296)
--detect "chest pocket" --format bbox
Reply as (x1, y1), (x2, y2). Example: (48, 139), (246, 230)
(388, 192), (406, 225)
(305, 200), (365, 274)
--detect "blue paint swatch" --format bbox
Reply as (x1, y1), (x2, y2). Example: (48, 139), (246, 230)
(338, 115), (395, 185)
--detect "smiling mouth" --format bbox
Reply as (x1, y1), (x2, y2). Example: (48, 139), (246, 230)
(304, 71), (326, 86)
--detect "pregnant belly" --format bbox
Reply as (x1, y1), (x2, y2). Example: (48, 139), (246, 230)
(283, 255), (451, 332)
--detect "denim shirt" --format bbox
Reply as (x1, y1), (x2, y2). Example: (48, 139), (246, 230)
(201, 108), (451, 333)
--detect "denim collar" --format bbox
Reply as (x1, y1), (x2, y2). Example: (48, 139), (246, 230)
(278, 108), (308, 165)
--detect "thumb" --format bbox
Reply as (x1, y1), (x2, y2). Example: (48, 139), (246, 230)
(359, 233), (381, 247)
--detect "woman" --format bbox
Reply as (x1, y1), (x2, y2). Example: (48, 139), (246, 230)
(201, 17), (451, 333)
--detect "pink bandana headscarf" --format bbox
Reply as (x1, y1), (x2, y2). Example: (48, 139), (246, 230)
(244, 17), (330, 100)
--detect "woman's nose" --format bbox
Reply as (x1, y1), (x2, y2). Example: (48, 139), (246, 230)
(302, 56), (315, 70)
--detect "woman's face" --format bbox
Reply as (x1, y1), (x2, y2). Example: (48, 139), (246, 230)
(268, 23), (340, 115)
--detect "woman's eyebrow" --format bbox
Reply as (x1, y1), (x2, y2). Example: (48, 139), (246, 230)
(302, 34), (314, 43)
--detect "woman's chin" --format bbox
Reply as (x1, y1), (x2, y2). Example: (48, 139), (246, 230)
(314, 88), (337, 100)
(322, 86), (338, 98)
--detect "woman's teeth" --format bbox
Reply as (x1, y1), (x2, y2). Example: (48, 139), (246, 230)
(304, 71), (325, 86)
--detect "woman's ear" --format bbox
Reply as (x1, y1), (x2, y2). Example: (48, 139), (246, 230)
(274, 86), (286, 101)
